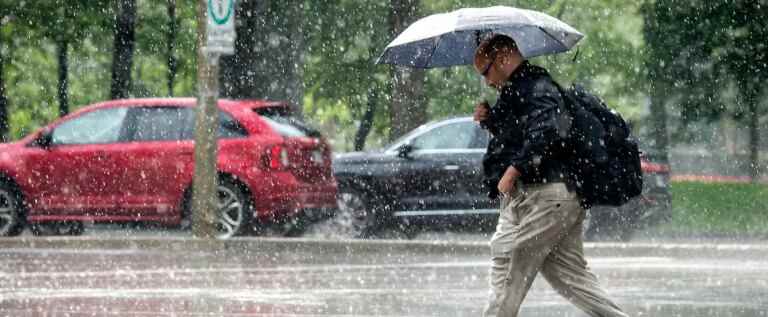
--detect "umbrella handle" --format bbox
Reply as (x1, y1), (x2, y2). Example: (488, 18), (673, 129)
(479, 76), (485, 93)
(477, 99), (491, 130)
(572, 47), (581, 63)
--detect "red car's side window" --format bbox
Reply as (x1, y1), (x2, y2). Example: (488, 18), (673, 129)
(52, 108), (129, 145)
(180, 109), (248, 140)
(126, 107), (189, 142)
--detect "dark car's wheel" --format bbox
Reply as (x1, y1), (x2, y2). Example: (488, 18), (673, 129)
(31, 221), (84, 236)
(0, 182), (25, 236)
(582, 208), (595, 239)
(332, 186), (380, 238)
(584, 206), (636, 241)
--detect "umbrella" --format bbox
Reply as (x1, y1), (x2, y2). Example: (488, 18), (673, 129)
(377, 6), (583, 68)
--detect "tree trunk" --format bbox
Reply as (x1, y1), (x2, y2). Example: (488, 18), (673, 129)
(648, 84), (670, 164)
(389, 0), (425, 141)
(354, 41), (386, 151)
(354, 87), (378, 151)
(110, 0), (137, 100)
(219, 0), (305, 111)
(0, 39), (8, 143)
(746, 87), (760, 182)
(167, 0), (178, 96)
(191, 0), (219, 238)
(56, 37), (69, 117)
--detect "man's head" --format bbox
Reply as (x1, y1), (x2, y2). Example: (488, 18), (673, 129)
(473, 35), (524, 90)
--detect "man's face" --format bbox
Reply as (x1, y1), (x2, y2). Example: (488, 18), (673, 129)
(474, 53), (505, 91)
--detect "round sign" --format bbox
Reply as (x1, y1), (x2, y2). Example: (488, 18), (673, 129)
(208, 0), (234, 25)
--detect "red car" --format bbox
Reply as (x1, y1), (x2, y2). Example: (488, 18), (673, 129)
(0, 98), (337, 238)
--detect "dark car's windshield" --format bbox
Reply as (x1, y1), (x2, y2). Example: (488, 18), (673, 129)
(385, 118), (488, 152)
(385, 123), (436, 152)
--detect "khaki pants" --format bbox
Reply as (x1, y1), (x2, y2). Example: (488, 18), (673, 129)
(483, 182), (628, 317)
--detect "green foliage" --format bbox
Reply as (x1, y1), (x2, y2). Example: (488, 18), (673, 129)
(300, 0), (652, 150)
(644, 0), (768, 125)
(3, 31), (57, 138)
(421, 0), (648, 133)
(132, 0), (197, 98)
(660, 181), (768, 236)
(2, 1), (112, 138)
(547, 0), (647, 121)
(2, 0), (199, 140)
(302, 0), (393, 151)
(6, 0), (112, 44)
(2, 0), (659, 151)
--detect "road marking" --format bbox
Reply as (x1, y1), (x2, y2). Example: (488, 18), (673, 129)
(3, 256), (767, 280)
(393, 209), (498, 216)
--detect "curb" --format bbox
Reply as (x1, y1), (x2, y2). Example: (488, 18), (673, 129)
(671, 174), (768, 184)
(3, 237), (768, 258)
(0, 237), (488, 256)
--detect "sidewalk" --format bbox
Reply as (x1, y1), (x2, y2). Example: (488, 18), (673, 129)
(3, 236), (768, 259)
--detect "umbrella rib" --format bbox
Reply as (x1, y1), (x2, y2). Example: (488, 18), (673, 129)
(537, 26), (568, 52)
(426, 34), (443, 68)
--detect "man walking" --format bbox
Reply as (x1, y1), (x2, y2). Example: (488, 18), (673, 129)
(473, 34), (628, 317)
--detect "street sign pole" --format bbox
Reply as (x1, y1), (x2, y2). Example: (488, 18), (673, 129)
(192, 0), (235, 238)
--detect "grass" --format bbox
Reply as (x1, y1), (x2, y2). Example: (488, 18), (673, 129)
(657, 181), (768, 237)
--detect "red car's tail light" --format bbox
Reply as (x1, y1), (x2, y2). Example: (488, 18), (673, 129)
(641, 161), (670, 173)
(265, 145), (290, 170)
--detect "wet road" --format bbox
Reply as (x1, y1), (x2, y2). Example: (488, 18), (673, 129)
(1, 237), (767, 316)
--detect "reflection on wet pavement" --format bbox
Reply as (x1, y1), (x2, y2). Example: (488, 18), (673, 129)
(1, 240), (767, 316)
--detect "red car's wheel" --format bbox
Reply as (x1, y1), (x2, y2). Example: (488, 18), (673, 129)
(214, 179), (253, 239)
(182, 179), (253, 239)
(0, 182), (25, 237)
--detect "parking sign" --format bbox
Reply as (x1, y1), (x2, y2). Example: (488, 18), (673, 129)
(206, 0), (236, 55)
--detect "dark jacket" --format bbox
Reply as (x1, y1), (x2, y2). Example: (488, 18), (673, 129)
(481, 61), (572, 199)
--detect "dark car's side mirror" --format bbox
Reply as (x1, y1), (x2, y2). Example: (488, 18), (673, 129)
(31, 130), (54, 149)
(396, 143), (415, 158)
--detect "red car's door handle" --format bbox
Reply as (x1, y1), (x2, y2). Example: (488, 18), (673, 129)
(95, 152), (109, 161)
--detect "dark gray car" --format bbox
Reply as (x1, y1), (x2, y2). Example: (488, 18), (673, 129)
(332, 117), (671, 240)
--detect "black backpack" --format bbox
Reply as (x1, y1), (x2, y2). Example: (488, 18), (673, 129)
(556, 83), (643, 208)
